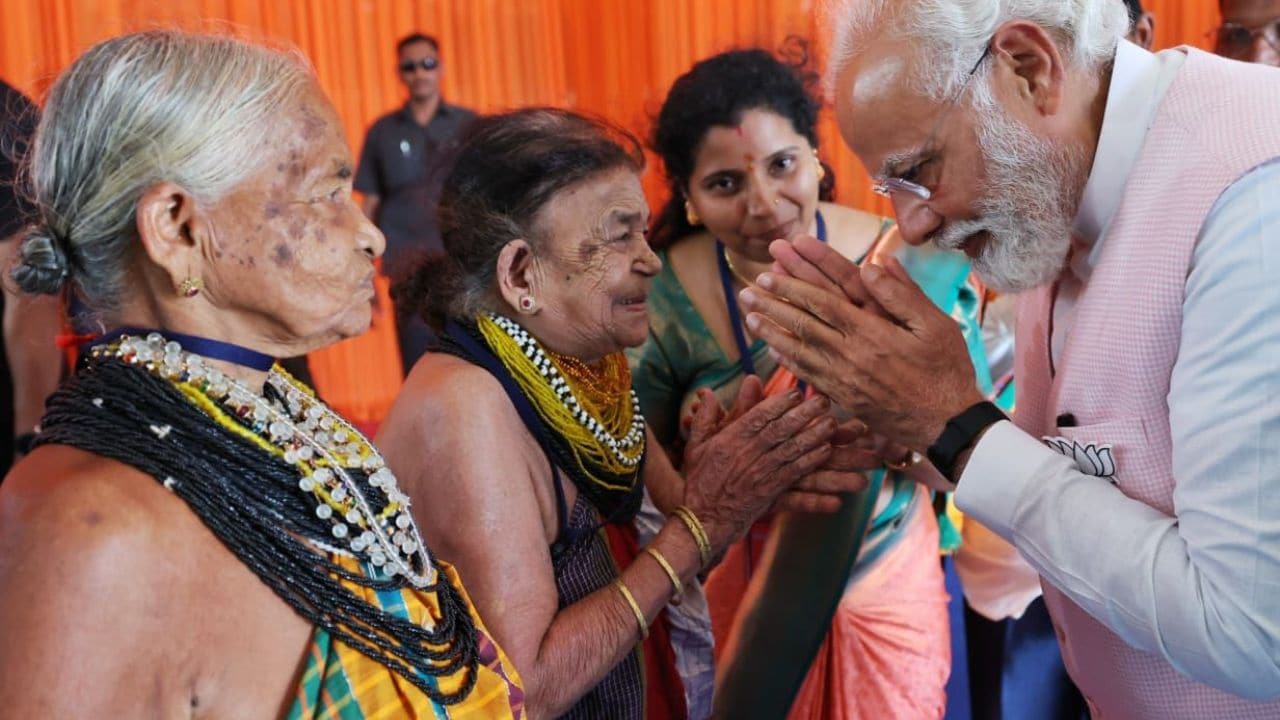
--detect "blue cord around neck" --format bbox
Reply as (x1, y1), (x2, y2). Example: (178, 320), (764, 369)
(91, 327), (277, 372)
(716, 210), (827, 381)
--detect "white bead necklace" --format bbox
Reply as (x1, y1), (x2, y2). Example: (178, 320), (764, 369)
(100, 332), (438, 589)
(488, 313), (645, 467)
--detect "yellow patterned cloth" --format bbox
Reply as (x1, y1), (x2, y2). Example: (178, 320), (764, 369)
(287, 555), (525, 719)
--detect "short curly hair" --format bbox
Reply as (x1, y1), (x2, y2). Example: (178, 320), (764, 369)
(649, 40), (832, 249)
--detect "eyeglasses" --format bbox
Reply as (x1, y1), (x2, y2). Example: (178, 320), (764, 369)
(1213, 18), (1280, 58)
(872, 43), (992, 203)
(398, 57), (440, 73)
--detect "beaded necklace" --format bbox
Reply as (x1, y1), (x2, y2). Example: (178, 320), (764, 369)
(477, 313), (645, 477)
(545, 350), (635, 441)
(93, 332), (437, 589)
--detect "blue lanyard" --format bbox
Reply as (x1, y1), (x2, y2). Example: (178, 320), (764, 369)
(716, 210), (827, 381)
(91, 327), (277, 371)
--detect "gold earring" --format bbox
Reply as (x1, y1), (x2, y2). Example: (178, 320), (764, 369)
(179, 277), (203, 298)
(814, 149), (826, 181)
(685, 200), (701, 227)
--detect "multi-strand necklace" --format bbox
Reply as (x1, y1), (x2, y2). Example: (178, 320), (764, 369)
(480, 313), (645, 473)
(94, 331), (437, 589)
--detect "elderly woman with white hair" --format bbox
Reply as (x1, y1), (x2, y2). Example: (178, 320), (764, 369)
(0, 31), (524, 718)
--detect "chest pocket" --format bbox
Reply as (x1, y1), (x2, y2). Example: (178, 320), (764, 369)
(1045, 415), (1173, 515)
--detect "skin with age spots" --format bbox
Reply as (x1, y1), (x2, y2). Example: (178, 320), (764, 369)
(514, 166), (661, 362)
(296, 101), (328, 140)
(196, 83), (386, 351)
(0, 80), (386, 719)
(376, 137), (869, 717)
(271, 243), (293, 267)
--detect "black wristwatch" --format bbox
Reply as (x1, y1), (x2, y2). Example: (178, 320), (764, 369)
(926, 401), (1007, 483)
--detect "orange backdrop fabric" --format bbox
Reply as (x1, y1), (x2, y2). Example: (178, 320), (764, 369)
(0, 0), (1221, 423)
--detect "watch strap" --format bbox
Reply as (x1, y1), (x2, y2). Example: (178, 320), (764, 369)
(926, 401), (1006, 483)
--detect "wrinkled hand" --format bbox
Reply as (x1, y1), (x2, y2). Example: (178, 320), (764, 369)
(740, 241), (984, 451)
(689, 383), (873, 514)
(681, 375), (768, 438)
(681, 380), (837, 552)
(772, 415), (873, 513)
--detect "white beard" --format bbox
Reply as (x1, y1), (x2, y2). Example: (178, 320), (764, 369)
(931, 91), (1090, 294)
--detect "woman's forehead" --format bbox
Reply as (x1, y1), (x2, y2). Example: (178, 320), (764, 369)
(529, 168), (645, 247)
(260, 90), (351, 183)
(697, 110), (803, 161)
(551, 168), (645, 215)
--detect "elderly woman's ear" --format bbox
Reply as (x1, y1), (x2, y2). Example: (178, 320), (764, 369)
(135, 182), (208, 296)
(496, 238), (539, 315)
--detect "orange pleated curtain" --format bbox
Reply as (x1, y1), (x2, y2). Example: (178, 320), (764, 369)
(0, 0), (1221, 424)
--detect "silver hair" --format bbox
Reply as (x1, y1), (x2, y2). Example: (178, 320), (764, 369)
(930, 76), (1087, 292)
(11, 30), (314, 313)
(825, 0), (1131, 99)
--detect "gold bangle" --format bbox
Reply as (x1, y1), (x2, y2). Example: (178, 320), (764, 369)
(672, 506), (712, 568)
(644, 546), (684, 606)
(615, 579), (649, 640)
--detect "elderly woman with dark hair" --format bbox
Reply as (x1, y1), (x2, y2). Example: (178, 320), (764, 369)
(0, 31), (523, 718)
(376, 108), (869, 719)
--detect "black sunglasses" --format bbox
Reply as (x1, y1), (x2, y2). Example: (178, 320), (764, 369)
(398, 57), (440, 73)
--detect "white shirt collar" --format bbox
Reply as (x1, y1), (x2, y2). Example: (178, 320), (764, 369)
(1070, 40), (1185, 280)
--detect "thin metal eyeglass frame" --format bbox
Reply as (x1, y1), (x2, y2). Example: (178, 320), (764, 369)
(871, 42), (992, 202)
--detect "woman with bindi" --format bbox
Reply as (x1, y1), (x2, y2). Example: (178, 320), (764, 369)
(636, 45), (1008, 718)
(376, 108), (869, 719)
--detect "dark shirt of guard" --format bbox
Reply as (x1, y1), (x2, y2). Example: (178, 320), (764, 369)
(354, 101), (476, 277)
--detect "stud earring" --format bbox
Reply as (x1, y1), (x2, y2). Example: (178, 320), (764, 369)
(179, 277), (203, 298)
(685, 200), (701, 227)
(518, 296), (536, 313)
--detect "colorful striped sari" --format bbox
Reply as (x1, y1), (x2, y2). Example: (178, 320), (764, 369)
(287, 555), (525, 720)
(717, 241), (991, 719)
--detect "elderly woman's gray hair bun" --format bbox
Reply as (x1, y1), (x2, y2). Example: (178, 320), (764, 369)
(18, 30), (314, 313)
(11, 227), (69, 295)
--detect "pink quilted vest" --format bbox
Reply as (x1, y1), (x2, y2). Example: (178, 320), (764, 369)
(1014, 48), (1280, 718)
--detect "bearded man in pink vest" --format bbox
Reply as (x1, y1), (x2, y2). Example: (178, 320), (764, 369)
(737, 0), (1280, 717)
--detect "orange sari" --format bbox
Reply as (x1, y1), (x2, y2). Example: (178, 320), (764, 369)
(708, 365), (951, 719)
